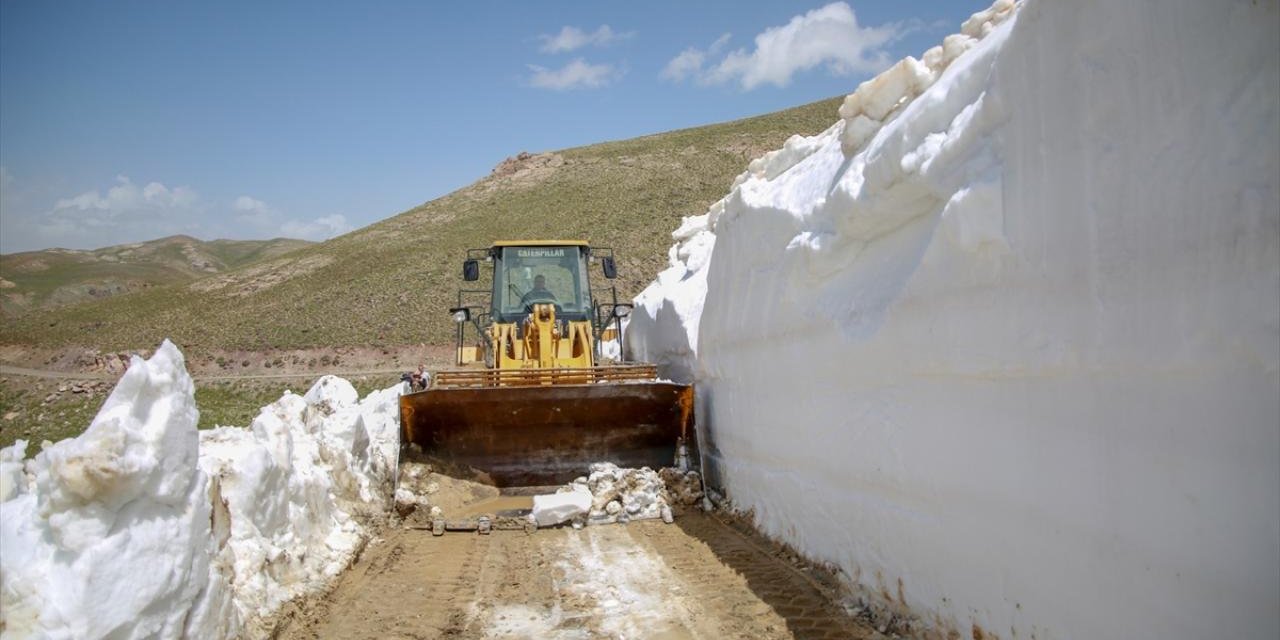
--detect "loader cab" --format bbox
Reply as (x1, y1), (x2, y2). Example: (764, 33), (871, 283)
(453, 240), (625, 368)
(490, 242), (592, 324)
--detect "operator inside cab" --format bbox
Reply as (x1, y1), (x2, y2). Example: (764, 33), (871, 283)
(521, 274), (557, 306)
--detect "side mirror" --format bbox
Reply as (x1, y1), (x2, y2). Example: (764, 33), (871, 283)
(463, 259), (480, 281)
(612, 303), (632, 318)
(449, 307), (471, 323)
(601, 256), (617, 279)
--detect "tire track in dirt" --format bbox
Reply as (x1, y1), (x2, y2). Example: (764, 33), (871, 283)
(629, 520), (791, 639)
(279, 513), (875, 640)
(278, 527), (493, 639)
(464, 530), (583, 638)
(665, 514), (875, 640)
(555, 525), (702, 639)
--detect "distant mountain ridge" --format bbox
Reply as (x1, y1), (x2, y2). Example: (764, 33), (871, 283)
(0, 96), (842, 354)
(0, 235), (313, 316)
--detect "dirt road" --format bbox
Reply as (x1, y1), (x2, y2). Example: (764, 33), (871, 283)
(0, 364), (405, 382)
(278, 512), (877, 640)
(0, 365), (115, 380)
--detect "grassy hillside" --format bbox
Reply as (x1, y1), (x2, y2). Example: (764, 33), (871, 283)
(0, 236), (312, 317)
(0, 97), (842, 354)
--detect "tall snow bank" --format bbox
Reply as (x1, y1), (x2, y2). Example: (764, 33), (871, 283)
(0, 342), (402, 639)
(628, 0), (1279, 638)
(196, 376), (401, 637)
(0, 342), (214, 639)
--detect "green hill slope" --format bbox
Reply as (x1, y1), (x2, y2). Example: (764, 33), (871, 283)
(0, 236), (312, 317)
(0, 97), (841, 354)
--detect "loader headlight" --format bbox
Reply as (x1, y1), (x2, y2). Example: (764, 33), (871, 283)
(450, 307), (470, 323)
(613, 304), (632, 319)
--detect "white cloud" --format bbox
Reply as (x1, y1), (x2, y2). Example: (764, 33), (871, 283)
(528, 59), (621, 90)
(232, 195), (276, 227)
(234, 193), (352, 241)
(280, 214), (351, 241)
(662, 2), (900, 90)
(0, 175), (208, 250)
(53, 175), (198, 213)
(233, 195), (270, 214)
(662, 33), (731, 83)
(538, 25), (632, 54)
(0, 174), (347, 253)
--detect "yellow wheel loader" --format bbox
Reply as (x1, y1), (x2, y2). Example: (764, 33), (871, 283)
(399, 240), (694, 487)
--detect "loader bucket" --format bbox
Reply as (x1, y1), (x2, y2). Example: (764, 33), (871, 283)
(399, 381), (693, 487)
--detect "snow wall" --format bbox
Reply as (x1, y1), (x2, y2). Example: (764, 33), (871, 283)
(0, 341), (403, 639)
(628, 0), (1280, 638)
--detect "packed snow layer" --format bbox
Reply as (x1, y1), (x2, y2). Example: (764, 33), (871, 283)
(0, 342), (402, 639)
(628, 0), (1280, 638)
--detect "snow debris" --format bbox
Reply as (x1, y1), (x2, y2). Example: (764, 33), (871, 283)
(581, 463), (669, 524)
(393, 461), (436, 515)
(627, 0), (1279, 638)
(531, 485), (593, 527)
(0, 342), (403, 639)
(390, 460), (498, 523)
(658, 467), (704, 508)
(531, 463), (701, 529)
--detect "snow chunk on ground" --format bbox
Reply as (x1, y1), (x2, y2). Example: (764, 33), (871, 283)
(0, 342), (404, 639)
(582, 463), (671, 524)
(393, 461), (437, 514)
(534, 463), (699, 528)
(658, 467), (704, 508)
(531, 485), (593, 526)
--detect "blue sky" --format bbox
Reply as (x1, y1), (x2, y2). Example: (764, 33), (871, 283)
(0, 1), (983, 253)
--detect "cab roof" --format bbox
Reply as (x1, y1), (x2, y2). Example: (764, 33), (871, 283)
(491, 240), (589, 247)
